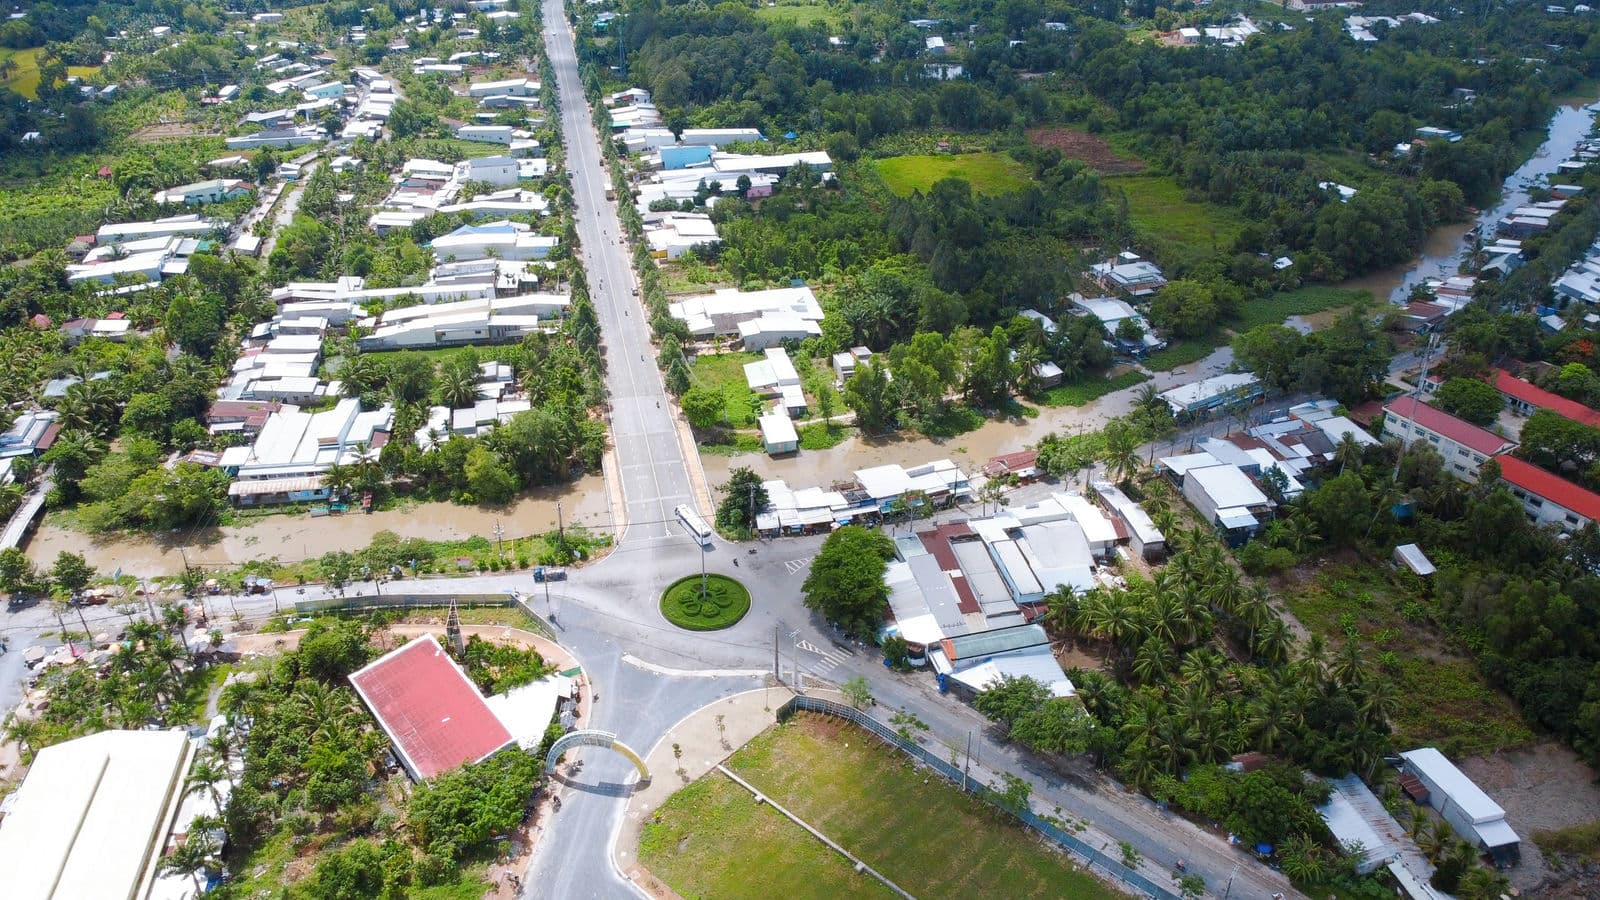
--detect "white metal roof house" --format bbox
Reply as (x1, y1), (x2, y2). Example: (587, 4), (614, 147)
(430, 220), (558, 263)
(759, 410), (799, 455)
(0, 729), (195, 900)
(1400, 748), (1520, 865)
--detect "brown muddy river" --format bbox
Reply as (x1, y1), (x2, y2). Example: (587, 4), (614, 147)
(26, 473), (611, 575)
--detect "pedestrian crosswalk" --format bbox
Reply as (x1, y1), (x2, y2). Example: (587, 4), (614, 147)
(801, 644), (853, 679)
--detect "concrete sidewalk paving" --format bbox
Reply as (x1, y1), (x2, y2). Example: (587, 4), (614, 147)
(615, 685), (796, 896)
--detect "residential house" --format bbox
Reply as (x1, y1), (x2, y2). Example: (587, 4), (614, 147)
(152, 178), (253, 206)
(643, 212), (719, 259)
(1160, 372), (1263, 417)
(1091, 252), (1167, 296)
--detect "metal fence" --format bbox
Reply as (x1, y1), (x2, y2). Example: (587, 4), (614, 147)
(778, 695), (1179, 900)
(292, 593), (516, 614)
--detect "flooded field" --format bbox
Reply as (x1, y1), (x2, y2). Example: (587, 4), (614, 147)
(25, 473), (611, 575)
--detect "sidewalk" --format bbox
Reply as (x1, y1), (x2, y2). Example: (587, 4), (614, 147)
(615, 685), (794, 897)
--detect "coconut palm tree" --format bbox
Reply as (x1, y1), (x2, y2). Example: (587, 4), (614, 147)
(1333, 432), (1365, 474)
(1042, 586), (1079, 638)
(1283, 515), (1320, 556)
(184, 756), (229, 812)
(438, 362), (479, 410)
(1132, 640), (1177, 684)
(338, 352), (382, 398)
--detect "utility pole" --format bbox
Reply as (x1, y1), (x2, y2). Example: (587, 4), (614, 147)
(493, 519), (506, 561)
(773, 624), (781, 683)
(1223, 863), (1239, 899)
(556, 499), (565, 556)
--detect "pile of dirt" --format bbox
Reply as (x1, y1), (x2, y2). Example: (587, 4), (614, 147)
(1026, 127), (1145, 174)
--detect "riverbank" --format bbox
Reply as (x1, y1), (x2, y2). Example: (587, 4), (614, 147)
(1338, 93), (1600, 304)
(23, 473), (611, 575)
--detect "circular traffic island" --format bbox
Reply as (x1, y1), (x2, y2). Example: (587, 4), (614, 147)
(660, 574), (751, 631)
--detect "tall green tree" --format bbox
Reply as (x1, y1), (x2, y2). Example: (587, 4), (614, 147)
(802, 526), (896, 638)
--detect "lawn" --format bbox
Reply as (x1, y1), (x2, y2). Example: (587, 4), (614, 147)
(641, 714), (1119, 899)
(875, 152), (1032, 197)
(1102, 174), (1250, 268)
(753, 2), (839, 27)
(660, 574), (751, 630)
(1037, 370), (1150, 407)
(691, 352), (763, 427)
(640, 776), (891, 899)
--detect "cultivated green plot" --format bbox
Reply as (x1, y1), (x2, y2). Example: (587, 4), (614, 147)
(875, 152), (1032, 197)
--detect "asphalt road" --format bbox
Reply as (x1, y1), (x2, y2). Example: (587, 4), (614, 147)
(543, 0), (701, 554)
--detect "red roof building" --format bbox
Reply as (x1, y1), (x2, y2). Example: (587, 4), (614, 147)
(982, 449), (1038, 480)
(1381, 396), (1517, 480)
(1491, 368), (1600, 429)
(348, 634), (514, 781)
(1497, 455), (1600, 533)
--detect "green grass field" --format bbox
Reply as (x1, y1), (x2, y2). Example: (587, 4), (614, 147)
(660, 574), (751, 630)
(753, 2), (839, 27)
(1037, 370), (1150, 407)
(641, 714), (1119, 899)
(1141, 338), (1222, 373)
(691, 352), (764, 427)
(0, 47), (42, 97)
(875, 152), (1032, 197)
(1233, 286), (1372, 332)
(1280, 564), (1534, 757)
(1102, 174), (1249, 268)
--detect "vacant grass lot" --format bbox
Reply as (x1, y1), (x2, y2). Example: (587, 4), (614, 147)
(691, 352), (764, 427)
(1140, 287), (1373, 372)
(1279, 563), (1534, 756)
(1233, 286), (1372, 332)
(875, 152), (1032, 197)
(1102, 174), (1249, 268)
(0, 47), (42, 97)
(641, 714), (1118, 899)
(753, 2), (840, 27)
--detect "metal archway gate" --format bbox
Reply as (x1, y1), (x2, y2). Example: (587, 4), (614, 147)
(544, 729), (650, 782)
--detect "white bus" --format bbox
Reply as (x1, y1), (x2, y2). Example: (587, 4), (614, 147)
(675, 504), (714, 547)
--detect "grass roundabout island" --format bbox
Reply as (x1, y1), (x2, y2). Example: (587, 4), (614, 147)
(660, 574), (751, 631)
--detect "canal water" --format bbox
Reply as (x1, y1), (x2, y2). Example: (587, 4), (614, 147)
(25, 473), (612, 575)
(1343, 98), (1600, 304)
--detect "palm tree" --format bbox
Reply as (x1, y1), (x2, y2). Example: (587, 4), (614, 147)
(1012, 343), (1043, 397)
(438, 361), (479, 409)
(1042, 586), (1079, 638)
(1100, 420), (1143, 486)
(1283, 515), (1320, 556)
(1133, 640), (1176, 684)
(338, 352), (381, 398)
(322, 462), (356, 500)
(1251, 616), (1293, 666)
(184, 756), (229, 812)
(1333, 432), (1364, 474)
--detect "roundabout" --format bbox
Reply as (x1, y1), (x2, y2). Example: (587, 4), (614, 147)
(659, 574), (751, 631)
